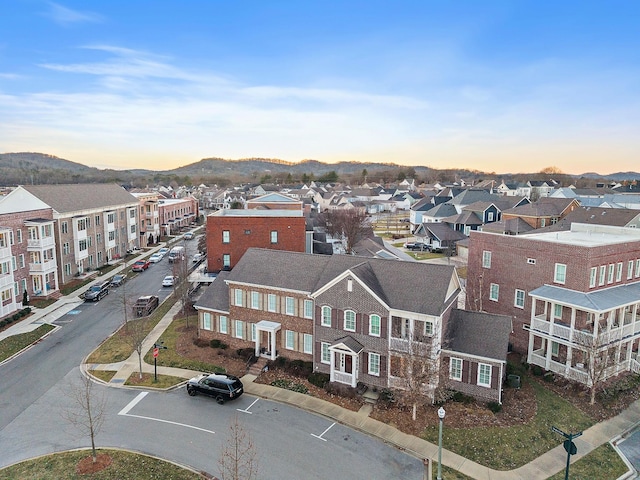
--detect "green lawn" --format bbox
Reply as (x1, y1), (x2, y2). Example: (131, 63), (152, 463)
(89, 370), (117, 383)
(0, 449), (202, 479)
(0, 324), (55, 362)
(145, 316), (226, 373)
(546, 443), (628, 480)
(124, 372), (185, 388)
(422, 381), (594, 470)
(85, 298), (174, 364)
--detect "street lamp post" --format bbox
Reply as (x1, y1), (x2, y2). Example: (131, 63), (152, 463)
(437, 406), (446, 480)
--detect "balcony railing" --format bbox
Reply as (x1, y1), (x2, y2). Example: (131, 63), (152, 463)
(531, 317), (640, 346)
(389, 336), (432, 354)
(333, 371), (355, 387)
(29, 259), (57, 273)
(0, 245), (11, 259)
(0, 273), (13, 289)
(27, 236), (55, 249)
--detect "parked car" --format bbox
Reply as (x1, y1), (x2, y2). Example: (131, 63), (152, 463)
(84, 280), (110, 302)
(149, 253), (163, 263)
(157, 247), (169, 257)
(192, 253), (204, 263)
(167, 246), (185, 263)
(162, 275), (177, 287)
(186, 373), (244, 404)
(132, 295), (159, 317)
(132, 260), (150, 272)
(404, 242), (427, 251)
(183, 231), (195, 240)
(109, 274), (127, 287)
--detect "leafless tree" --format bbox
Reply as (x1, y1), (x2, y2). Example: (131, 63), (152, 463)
(172, 254), (192, 328)
(573, 329), (617, 404)
(123, 315), (148, 380)
(62, 371), (107, 463)
(218, 414), (259, 480)
(324, 209), (372, 254)
(391, 320), (444, 421)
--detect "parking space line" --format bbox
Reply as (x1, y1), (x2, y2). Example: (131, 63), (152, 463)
(237, 398), (259, 414)
(311, 422), (336, 441)
(118, 392), (148, 416)
(121, 413), (216, 434)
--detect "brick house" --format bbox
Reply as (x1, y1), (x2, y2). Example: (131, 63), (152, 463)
(157, 196), (198, 236)
(466, 223), (640, 387)
(131, 192), (161, 247)
(206, 210), (306, 272)
(196, 248), (511, 402)
(501, 197), (580, 230)
(8, 184), (140, 285)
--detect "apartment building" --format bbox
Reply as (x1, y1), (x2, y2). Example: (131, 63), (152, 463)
(158, 196), (198, 236)
(131, 192), (161, 247)
(466, 223), (640, 386)
(6, 184), (140, 285)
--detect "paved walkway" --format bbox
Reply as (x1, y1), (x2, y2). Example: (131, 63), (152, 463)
(3, 276), (639, 479)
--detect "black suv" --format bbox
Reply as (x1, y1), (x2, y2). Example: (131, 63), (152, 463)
(84, 281), (110, 302)
(186, 373), (244, 404)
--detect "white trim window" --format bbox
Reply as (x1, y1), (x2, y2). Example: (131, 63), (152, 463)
(321, 342), (330, 364)
(450, 357), (462, 381)
(616, 262), (623, 282)
(554, 304), (563, 319)
(223, 254), (230, 267)
(270, 230), (278, 244)
(222, 230), (230, 243)
(303, 334), (313, 354)
(489, 283), (499, 301)
(636, 259), (640, 278)
(554, 263), (567, 284)
(234, 288), (243, 306)
(234, 320), (244, 339)
(219, 315), (228, 334)
(285, 296), (295, 315)
(251, 291), (260, 309)
(514, 289), (525, 309)
(607, 264), (614, 284)
(203, 312), (212, 330)
(589, 267), (597, 288)
(344, 310), (356, 332)
(628, 260), (634, 280)
(482, 250), (492, 268)
(369, 314), (381, 337)
(424, 321), (433, 335)
(478, 363), (491, 387)
(599, 265), (606, 285)
(321, 306), (332, 327)
(285, 330), (295, 350)
(268, 293), (277, 312)
(304, 299), (313, 319)
(551, 341), (559, 356)
(368, 352), (380, 376)
(251, 323), (257, 342)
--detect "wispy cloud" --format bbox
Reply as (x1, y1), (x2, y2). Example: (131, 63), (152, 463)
(44, 2), (103, 26)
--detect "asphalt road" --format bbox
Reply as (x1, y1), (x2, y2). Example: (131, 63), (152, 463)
(0, 234), (425, 479)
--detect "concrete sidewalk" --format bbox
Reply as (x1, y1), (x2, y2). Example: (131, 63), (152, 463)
(85, 301), (639, 480)
(3, 263), (638, 480)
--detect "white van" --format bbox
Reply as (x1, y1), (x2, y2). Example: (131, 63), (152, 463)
(168, 245), (185, 263)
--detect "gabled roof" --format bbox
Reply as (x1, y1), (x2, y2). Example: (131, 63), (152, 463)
(441, 211), (483, 226)
(444, 309), (511, 362)
(481, 217), (534, 235)
(447, 189), (497, 207)
(422, 223), (467, 242)
(194, 272), (231, 312)
(533, 206), (640, 233)
(224, 248), (459, 316)
(463, 201), (497, 214)
(529, 281), (640, 313)
(423, 203), (458, 218)
(410, 197), (435, 212)
(20, 184), (139, 213)
(502, 197), (578, 218)
(247, 192), (300, 204)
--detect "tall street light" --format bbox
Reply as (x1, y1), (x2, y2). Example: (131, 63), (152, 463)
(437, 406), (446, 480)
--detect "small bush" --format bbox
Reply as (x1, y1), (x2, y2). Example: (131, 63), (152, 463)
(452, 391), (475, 404)
(270, 379), (309, 394)
(22, 307), (31, 315)
(210, 339), (228, 349)
(324, 382), (357, 399)
(236, 348), (255, 360)
(531, 364), (544, 376)
(377, 388), (396, 408)
(543, 372), (555, 383)
(193, 338), (209, 348)
(12, 313), (20, 322)
(308, 372), (330, 388)
(487, 401), (502, 413)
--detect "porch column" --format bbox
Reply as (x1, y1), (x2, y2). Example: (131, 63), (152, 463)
(329, 350), (335, 383)
(269, 331), (276, 361)
(351, 353), (357, 388)
(527, 330), (535, 364)
(254, 335), (260, 357)
(565, 346), (573, 376)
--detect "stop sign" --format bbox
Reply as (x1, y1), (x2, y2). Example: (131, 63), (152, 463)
(153, 347), (159, 358)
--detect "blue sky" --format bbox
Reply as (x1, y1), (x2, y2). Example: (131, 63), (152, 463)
(1, 1), (639, 174)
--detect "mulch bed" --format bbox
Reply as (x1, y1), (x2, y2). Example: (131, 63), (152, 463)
(76, 453), (112, 474)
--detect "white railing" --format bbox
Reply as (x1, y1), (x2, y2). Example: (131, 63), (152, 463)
(530, 318), (572, 341)
(0, 245), (11, 259)
(631, 358), (640, 374)
(0, 273), (13, 289)
(390, 337), (410, 353)
(29, 259), (57, 273)
(27, 236), (55, 249)
(333, 371), (354, 386)
(531, 317), (550, 334)
(529, 352), (546, 367)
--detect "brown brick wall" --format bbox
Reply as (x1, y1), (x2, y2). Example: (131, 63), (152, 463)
(206, 215), (306, 272)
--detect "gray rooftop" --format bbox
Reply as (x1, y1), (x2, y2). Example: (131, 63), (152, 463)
(444, 309), (511, 362)
(529, 281), (640, 313)
(195, 272), (230, 312)
(22, 184), (139, 214)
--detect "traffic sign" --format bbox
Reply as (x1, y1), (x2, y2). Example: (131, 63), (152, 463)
(552, 426), (566, 436)
(563, 440), (577, 455)
(153, 347), (159, 358)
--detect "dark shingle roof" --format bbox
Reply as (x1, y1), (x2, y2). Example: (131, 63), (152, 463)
(444, 309), (511, 362)
(226, 248), (458, 316)
(195, 271), (231, 312)
(22, 184), (138, 213)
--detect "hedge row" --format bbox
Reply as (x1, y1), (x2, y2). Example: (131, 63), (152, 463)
(0, 307), (32, 329)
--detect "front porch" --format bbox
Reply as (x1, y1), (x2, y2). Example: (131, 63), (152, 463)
(253, 320), (281, 361)
(328, 336), (364, 388)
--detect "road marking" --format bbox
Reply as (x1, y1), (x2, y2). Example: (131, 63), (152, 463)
(237, 398), (259, 414)
(120, 413), (216, 435)
(311, 422), (336, 441)
(118, 391), (148, 416)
